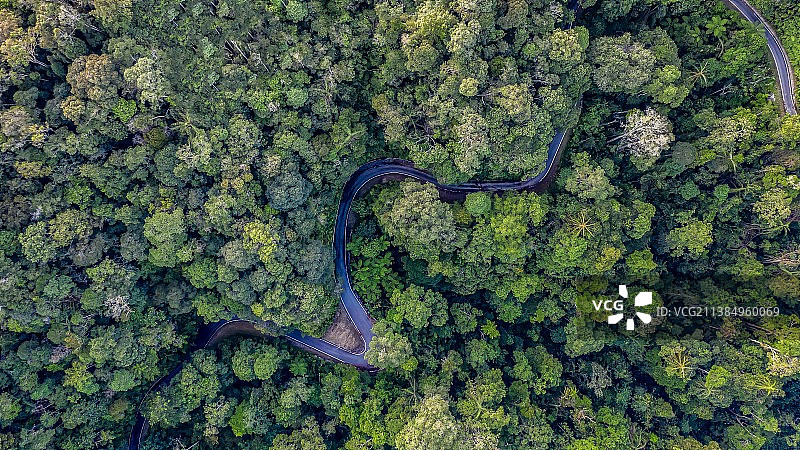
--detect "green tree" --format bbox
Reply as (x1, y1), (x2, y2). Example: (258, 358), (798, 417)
(143, 207), (187, 267)
(396, 395), (465, 450)
(365, 321), (416, 370)
(666, 220), (713, 258)
(589, 33), (655, 94)
(375, 183), (467, 262)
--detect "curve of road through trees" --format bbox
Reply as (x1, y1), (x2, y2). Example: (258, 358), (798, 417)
(724, 0), (797, 114)
(128, 2), (798, 447)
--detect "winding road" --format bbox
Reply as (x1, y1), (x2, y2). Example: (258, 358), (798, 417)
(725, 0), (797, 115)
(127, 128), (571, 448)
(128, 1), (797, 447)
(286, 127), (571, 368)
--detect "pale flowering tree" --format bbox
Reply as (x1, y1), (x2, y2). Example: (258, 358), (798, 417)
(613, 107), (674, 169)
(104, 295), (132, 321)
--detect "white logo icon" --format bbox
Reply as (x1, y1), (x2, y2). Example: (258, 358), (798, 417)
(607, 285), (652, 330)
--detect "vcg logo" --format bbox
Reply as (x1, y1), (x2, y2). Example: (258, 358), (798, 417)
(592, 285), (653, 330)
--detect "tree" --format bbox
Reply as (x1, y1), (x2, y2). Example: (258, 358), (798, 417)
(242, 219), (279, 265)
(626, 200), (656, 239)
(456, 368), (509, 438)
(699, 108), (757, 171)
(485, 192), (549, 265)
(91, 0), (133, 33)
(779, 114), (800, 148)
(143, 207), (187, 267)
(0, 393), (21, 425)
(389, 285), (448, 329)
(270, 418), (326, 450)
(349, 236), (402, 307)
(564, 152), (616, 200)
(266, 170), (312, 211)
(65, 54), (120, 104)
(464, 192), (491, 217)
(497, 84), (533, 122)
(646, 65), (689, 107)
(453, 113), (491, 176)
(18, 221), (58, 263)
(626, 249), (658, 278)
(666, 220), (713, 258)
(615, 108), (674, 169)
(63, 361), (100, 395)
(395, 395), (465, 450)
(365, 321), (416, 370)
(451, 302), (481, 334)
(511, 346), (563, 395)
(547, 28), (589, 73)
(600, 0), (636, 21)
(753, 188), (792, 230)
(375, 182), (468, 262)
(589, 33), (655, 94)
(1, 0), (798, 447)
(123, 57), (169, 107)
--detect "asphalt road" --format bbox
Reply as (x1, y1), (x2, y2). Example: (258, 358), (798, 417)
(278, 0), (800, 371)
(127, 127), (570, 449)
(725, 0), (797, 114)
(128, 1), (797, 447)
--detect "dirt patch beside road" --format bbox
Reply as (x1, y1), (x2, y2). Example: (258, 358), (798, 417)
(322, 305), (365, 353)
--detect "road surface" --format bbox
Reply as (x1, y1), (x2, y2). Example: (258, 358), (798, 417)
(725, 0), (798, 114)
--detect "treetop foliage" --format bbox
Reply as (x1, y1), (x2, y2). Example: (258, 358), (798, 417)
(0, 0), (799, 449)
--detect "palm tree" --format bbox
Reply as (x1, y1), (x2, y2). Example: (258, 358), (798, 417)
(689, 61), (711, 87)
(567, 211), (598, 238)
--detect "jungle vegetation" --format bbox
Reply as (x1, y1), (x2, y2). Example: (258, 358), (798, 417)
(0, 0), (799, 449)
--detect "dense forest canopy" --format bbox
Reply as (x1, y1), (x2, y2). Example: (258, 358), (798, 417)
(0, 0), (799, 449)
